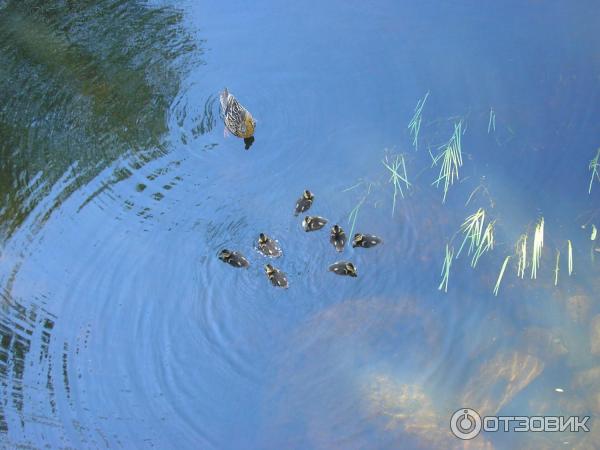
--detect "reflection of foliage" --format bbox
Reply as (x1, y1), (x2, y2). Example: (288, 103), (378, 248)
(0, 0), (200, 239)
(0, 289), (57, 433)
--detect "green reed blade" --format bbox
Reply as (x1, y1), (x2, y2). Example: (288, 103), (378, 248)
(493, 256), (511, 296)
(383, 154), (410, 216)
(531, 218), (544, 279)
(347, 182), (373, 237)
(554, 250), (560, 286)
(472, 221), (495, 268)
(516, 234), (527, 278)
(456, 208), (485, 259)
(487, 107), (496, 134)
(408, 91), (429, 150)
(438, 244), (453, 293)
(589, 148), (600, 194)
(567, 239), (573, 275)
(432, 121), (463, 202)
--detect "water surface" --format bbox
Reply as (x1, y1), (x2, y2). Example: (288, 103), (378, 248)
(1, 1), (600, 448)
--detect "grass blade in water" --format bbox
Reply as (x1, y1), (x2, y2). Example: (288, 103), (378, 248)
(493, 256), (511, 296)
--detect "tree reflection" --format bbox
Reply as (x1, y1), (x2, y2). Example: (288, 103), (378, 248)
(0, 0), (201, 239)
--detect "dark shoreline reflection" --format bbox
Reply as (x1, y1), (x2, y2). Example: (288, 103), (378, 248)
(0, 0), (201, 439)
(0, 0), (201, 241)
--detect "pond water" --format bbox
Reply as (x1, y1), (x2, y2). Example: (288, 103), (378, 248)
(1, 1), (600, 448)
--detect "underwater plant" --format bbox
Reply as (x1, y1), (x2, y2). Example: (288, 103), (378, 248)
(471, 221), (495, 268)
(589, 148), (600, 194)
(432, 121), (463, 203)
(516, 234), (528, 279)
(456, 208), (495, 267)
(382, 153), (410, 216)
(493, 256), (511, 296)
(567, 239), (573, 276)
(554, 250), (560, 286)
(465, 183), (494, 208)
(346, 182), (373, 238)
(530, 218), (544, 279)
(487, 107), (496, 134)
(408, 91), (429, 150)
(438, 244), (453, 293)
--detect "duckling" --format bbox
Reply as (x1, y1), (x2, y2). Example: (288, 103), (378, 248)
(302, 215), (328, 232)
(264, 264), (288, 288)
(257, 233), (282, 257)
(330, 225), (346, 252)
(218, 249), (250, 268)
(294, 190), (314, 216)
(328, 261), (358, 277)
(352, 233), (382, 248)
(219, 88), (256, 150)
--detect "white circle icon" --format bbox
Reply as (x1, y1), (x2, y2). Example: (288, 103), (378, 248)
(450, 408), (482, 440)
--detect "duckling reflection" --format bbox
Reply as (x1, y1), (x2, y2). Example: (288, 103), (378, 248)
(257, 233), (282, 257)
(302, 215), (328, 232)
(218, 249), (250, 268)
(330, 225), (346, 252)
(264, 264), (288, 288)
(219, 88), (256, 150)
(328, 261), (357, 277)
(294, 190), (314, 216)
(352, 233), (382, 248)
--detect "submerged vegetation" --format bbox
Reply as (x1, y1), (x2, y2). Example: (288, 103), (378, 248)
(345, 182), (373, 238)
(456, 208), (495, 268)
(554, 250), (560, 286)
(530, 218), (544, 279)
(344, 92), (594, 296)
(516, 234), (528, 279)
(407, 91), (429, 150)
(487, 107), (496, 134)
(589, 148), (600, 194)
(431, 121), (463, 203)
(438, 244), (453, 293)
(382, 154), (410, 216)
(568, 239), (573, 276)
(493, 256), (511, 296)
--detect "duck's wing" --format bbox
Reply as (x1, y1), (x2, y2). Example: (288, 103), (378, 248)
(219, 88), (230, 113)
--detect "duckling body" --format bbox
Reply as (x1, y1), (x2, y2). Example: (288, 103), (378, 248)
(218, 249), (250, 268)
(257, 233), (282, 257)
(302, 215), (328, 232)
(352, 233), (382, 248)
(220, 88), (256, 149)
(330, 225), (346, 252)
(264, 264), (288, 288)
(294, 190), (314, 216)
(329, 261), (358, 277)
